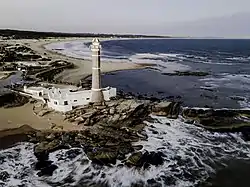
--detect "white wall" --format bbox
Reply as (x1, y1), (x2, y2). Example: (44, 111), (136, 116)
(48, 101), (72, 112)
(47, 87), (117, 113)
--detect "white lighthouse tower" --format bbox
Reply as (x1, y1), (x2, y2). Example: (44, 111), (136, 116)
(90, 38), (104, 103)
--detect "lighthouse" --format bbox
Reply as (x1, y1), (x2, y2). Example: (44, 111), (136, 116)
(90, 38), (104, 103)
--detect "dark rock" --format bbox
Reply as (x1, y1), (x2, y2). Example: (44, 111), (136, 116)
(182, 108), (250, 131)
(0, 171), (10, 182)
(126, 151), (164, 168)
(35, 160), (53, 170)
(152, 101), (180, 119)
(87, 149), (118, 165)
(34, 140), (68, 161)
(133, 145), (143, 151)
(126, 152), (143, 166)
(37, 164), (58, 177)
(65, 149), (82, 159)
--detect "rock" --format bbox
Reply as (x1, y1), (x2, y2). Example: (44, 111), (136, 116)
(37, 164), (58, 177)
(0, 171), (10, 182)
(152, 102), (180, 119)
(126, 152), (143, 166)
(109, 108), (115, 115)
(182, 108), (250, 131)
(65, 149), (82, 159)
(46, 133), (55, 141)
(133, 145), (143, 151)
(34, 140), (68, 161)
(87, 149), (118, 165)
(126, 151), (165, 168)
(37, 109), (51, 117)
(82, 110), (97, 119)
(35, 160), (53, 170)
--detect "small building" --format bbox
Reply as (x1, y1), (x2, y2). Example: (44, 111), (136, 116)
(47, 87), (116, 112)
(24, 86), (47, 97)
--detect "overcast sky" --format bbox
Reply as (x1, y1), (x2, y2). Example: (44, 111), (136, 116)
(0, 0), (250, 37)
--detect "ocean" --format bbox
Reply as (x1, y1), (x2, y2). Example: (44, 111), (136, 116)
(1, 39), (250, 187)
(47, 39), (250, 108)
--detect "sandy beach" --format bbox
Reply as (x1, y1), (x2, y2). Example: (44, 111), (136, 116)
(0, 102), (81, 131)
(15, 38), (143, 84)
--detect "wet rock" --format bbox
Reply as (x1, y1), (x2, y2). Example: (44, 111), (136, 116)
(152, 101), (180, 119)
(0, 171), (10, 182)
(126, 152), (143, 166)
(87, 149), (118, 165)
(182, 108), (250, 131)
(133, 145), (143, 151)
(35, 160), (53, 170)
(126, 151), (165, 168)
(65, 148), (82, 159)
(34, 140), (68, 161)
(37, 164), (58, 177)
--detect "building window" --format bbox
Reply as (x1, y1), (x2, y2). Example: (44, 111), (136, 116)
(64, 101), (68, 105)
(54, 101), (57, 105)
(74, 100), (77, 102)
(86, 98), (90, 100)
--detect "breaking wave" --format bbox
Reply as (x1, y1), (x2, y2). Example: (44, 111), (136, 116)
(1, 116), (250, 187)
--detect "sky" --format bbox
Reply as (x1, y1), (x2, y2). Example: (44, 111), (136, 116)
(0, 0), (250, 37)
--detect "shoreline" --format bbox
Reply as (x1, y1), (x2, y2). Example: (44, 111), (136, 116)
(41, 37), (146, 84)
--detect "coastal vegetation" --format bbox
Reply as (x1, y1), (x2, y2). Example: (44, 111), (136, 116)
(0, 29), (168, 40)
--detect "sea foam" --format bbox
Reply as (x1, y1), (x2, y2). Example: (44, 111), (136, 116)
(1, 116), (250, 187)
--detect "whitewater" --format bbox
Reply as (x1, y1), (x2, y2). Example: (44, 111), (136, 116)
(1, 116), (250, 187)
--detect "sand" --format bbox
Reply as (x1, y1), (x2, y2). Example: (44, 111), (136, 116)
(7, 38), (144, 84)
(0, 102), (80, 131)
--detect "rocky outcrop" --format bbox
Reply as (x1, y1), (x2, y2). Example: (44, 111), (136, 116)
(151, 101), (181, 119)
(65, 99), (150, 130)
(126, 151), (165, 168)
(182, 108), (250, 132)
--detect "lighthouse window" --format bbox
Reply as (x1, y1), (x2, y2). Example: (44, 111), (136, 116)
(54, 101), (57, 105)
(86, 98), (90, 100)
(74, 100), (77, 102)
(64, 101), (68, 105)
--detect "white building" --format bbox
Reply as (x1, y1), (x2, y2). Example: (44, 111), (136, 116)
(22, 38), (117, 112)
(47, 87), (116, 112)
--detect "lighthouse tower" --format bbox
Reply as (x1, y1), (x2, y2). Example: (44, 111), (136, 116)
(90, 38), (104, 103)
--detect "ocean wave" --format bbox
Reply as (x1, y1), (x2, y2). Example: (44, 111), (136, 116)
(1, 117), (250, 187)
(226, 57), (250, 62)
